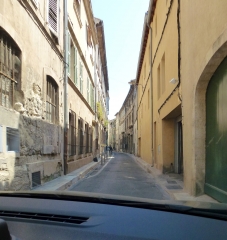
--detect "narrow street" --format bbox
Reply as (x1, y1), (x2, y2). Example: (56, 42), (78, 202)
(69, 152), (171, 200)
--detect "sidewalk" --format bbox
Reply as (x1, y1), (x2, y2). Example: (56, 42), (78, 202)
(33, 158), (103, 191)
(128, 153), (218, 203)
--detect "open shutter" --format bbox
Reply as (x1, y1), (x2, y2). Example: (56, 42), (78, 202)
(48, 0), (58, 35)
(0, 126), (3, 152)
(74, 48), (77, 85)
(32, 0), (39, 7)
(68, 31), (71, 75)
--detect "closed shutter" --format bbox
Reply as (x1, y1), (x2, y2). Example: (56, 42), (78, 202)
(48, 0), (58, 35)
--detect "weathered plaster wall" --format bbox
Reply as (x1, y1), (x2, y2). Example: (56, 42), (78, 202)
(0, 0), (64, 190)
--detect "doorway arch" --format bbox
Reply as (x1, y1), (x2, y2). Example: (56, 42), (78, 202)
(193, 28), (227, 197)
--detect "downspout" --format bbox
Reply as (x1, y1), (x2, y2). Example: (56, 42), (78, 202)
(94, 44), (98, 122)
(63, 0), (68, 175)
(146, 18), (154, 167)
(94, 44), (98, 158)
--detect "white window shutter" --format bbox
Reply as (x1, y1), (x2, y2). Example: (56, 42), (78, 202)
(48, 0), (58, 34)
(32, 0), (39, 6)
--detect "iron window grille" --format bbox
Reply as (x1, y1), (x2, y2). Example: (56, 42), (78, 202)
(89, 126), (92, 153)
(0, 28), (21, 109)
(68, 111), (77, 156)
(85, 123), (89, 154)
(78, 118), (84, 155)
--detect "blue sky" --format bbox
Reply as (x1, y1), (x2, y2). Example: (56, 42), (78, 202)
(91, 0), (150, 119)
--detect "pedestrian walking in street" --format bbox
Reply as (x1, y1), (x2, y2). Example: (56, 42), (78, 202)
(109, 145), (113, 155)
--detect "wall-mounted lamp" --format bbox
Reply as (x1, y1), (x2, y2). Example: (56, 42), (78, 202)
(169, 78), (178, 84)
(128, 80), (144, 91)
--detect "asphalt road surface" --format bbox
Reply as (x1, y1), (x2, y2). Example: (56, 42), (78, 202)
(69, 152), (171, 200)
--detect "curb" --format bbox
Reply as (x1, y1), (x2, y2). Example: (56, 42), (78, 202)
(33, 160), (101, 191)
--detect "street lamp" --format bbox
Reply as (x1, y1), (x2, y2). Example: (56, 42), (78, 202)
(169, 78), (178, 84)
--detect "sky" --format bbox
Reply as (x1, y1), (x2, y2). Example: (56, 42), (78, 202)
(91, 0), (150, 120)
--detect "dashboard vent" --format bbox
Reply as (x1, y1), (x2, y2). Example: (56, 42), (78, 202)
(0, 211), (88, 225)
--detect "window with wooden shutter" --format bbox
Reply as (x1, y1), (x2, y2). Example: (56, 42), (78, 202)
(32, 0), (39, 7)
(79, 61), (83, 94)
(46, 76), (58, 123)
(48, 0), (59, 35)
(86, 25), (92, 47)
(87, 78), (90, 104)
(73, 0), (82, 28)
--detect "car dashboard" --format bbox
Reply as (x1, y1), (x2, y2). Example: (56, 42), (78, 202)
(0, 192), (227, 240)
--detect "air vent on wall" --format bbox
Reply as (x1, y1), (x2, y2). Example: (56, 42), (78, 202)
(32, 171), (41, 187)
(0, 211), (89, 225)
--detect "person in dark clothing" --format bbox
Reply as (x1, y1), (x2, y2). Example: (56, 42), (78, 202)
(109, 145), (113, 155)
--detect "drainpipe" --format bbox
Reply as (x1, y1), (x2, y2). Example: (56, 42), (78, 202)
(146, 15), (154, 167)
(63, 0), (68, 175)
(94, 44), (98, 158)
(94, 44), (98, 121)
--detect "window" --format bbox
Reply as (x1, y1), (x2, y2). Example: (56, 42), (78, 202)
(48, 0), (59, 35)
(79, 61), (83, 93)
(73, 0), (82, 28)
(90, 83), (94, 110)
(68, 111), (76, 156)
(89, 126), (92, 153)
(157, 65), (161, 99)
(86, 24), (92, 47)
(87, 78), (90, 104)
(46, 76), (58, 123)
(161, 53), (165, 94)
(0, 28), (21, 109)
(32, 0), (39, 7)
(74, 0), (81, 17)
(7, 127), (19, 152)
(74, 48), (78, 85)
(0, 126), (2, 152)
(85, 123), (89, 153)
(68, 34), (78, 85)
(78, 118), (83, 155)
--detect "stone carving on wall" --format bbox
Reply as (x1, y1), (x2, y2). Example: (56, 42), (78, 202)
(25, 83), (44, 118)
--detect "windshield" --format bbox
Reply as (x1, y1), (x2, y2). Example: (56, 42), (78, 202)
(0, 0), (227, 211)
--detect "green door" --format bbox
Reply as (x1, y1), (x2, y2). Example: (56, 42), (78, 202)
(205, 57), (227, 202)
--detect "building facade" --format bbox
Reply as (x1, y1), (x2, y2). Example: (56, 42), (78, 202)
(108, 119), (116, 149)
(115, 112), (120, 151)
(116, 84), (137, 154)
(136, 0), (227, 202)
(0, 0), (109, 190)
(0, 0), (64, 190)
(180, 0), (227, 201)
